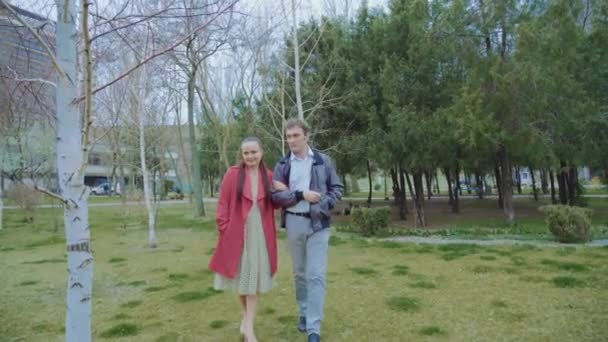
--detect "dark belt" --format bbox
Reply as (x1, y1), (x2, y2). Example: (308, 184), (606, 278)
(286, 211), (311, 218)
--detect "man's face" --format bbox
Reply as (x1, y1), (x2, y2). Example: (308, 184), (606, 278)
(285, 126), (308, 154)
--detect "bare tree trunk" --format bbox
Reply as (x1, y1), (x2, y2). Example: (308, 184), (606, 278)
(475, 171), (484, 199)
(0, 183), (3, 230)
(398, 166), (407, 220)
(366, 159), (372, 207)
(549, 169), (557, 204)
(498, 146), (515, 224)
(110, 162), (117, 196)
(434, 170), (441, 195)
(137, 83), (157, 248)
(567, 163), (577, 206)
(558, 160), (568, 204)
(167, 147), (184, 196)
(383, 170), (389, 200)
(0, 165), (4, 230)
(119, 164), (127, 205)
(452, 163), (461, 213)
(290, 0), (304, 120)
(540, 168), (549, 194)
(425, 172), (432, 200)
(405, 172), (415, 217)
(56, 1), (93, 339)
(406, 171), (426, 227)
(174, 110), (192, 201)
(342, 174), (348, 196)
(444, 167), (454, 206)
(514, 166), (522, 195)
(187, 69), (205, 217)
(208, 174), (215, 198)
(415, 172), (426, 226)
(604, 160), (608, 185)
(494, 160), (503, 209)
(390, 168), (398, 205)
(530, 167), (538, 201)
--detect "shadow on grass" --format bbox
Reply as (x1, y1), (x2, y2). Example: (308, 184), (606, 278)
(99, 323), (139, 338)
(386, 296), (420, 312)
(23, 258), (64, 264)
(173, 288), (221, 303)
(350, 267), (379, 276)
(120, 300), (143, 309)
(209, 320), (229, 329)
(552, 276), (586, 288)
(392, 265), (410, 276)
(420, 326), (447, 336)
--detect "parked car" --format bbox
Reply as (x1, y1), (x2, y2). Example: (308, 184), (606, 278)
(90, 182), (120, 195)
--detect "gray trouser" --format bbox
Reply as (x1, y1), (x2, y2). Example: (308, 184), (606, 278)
(285, 214), (330, 336)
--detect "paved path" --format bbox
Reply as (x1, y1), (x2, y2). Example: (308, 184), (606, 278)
(3, 199), (213, 209)
(342, 194), (608, 201)
(383, 235), (608, 248)
(6, 197), (607, 247)
(5, 193), (607, 210)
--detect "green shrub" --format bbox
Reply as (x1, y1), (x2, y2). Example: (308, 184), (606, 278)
(540, 205), (593, 243)
(352, 207), (391, 237)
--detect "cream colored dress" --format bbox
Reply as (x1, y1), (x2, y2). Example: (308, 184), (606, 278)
(213, 169), (274, 295)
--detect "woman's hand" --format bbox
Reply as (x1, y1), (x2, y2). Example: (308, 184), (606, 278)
(273, 181), (288, 191)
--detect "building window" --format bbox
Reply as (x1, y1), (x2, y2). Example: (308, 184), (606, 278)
(88, 153), (102, 165)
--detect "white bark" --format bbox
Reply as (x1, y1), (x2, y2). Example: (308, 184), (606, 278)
(0, 185), (3, 230)
(55, 0), (93, 341)
(137, 78), (158, 248)
(290, 0), (304, 120)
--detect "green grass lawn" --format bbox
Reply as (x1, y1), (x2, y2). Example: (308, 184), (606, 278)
(1, 205), (608, 341)
(584, 186), (608, 195)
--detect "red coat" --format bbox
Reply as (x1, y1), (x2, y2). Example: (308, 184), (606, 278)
(208, 166), (278, 278)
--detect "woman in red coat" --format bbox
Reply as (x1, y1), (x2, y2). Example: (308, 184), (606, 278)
(208, 137), (277, 342)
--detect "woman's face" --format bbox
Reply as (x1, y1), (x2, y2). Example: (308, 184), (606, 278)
(241, 141), (262, 168)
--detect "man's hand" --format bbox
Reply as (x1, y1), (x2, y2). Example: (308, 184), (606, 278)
(304, 191), (321, 203)
(273, 181), (288, 191)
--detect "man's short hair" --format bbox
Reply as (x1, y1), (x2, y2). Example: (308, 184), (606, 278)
(285, 118), (310, 135)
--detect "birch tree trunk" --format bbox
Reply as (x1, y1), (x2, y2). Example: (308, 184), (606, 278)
(0, 185), (3, 230)
(136, 68), (157, 248)
(290, 0), (304, 120)
(498, 146), (515, 224)
(56, 0), (93, 340)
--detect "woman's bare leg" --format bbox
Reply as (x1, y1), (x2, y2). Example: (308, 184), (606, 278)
(243, 295), (258, 342)
(239, 295), (247, 334)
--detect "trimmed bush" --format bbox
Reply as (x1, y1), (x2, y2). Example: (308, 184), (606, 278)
(540, 205), (593, 243)
(351, 207), (391, 237)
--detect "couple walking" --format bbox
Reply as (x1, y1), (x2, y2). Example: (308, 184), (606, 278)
(208, 119), (344, 342)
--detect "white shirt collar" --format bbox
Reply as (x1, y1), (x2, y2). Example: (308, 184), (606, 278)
(290, 146), (314, 161)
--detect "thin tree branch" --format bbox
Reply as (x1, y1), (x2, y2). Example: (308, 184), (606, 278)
(4, 66), (57, 88)
(81, 0), (239, 102)
(34, 184), (75, 208)
(78, 0), (94, 183)
(0, 0), (70, 82)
